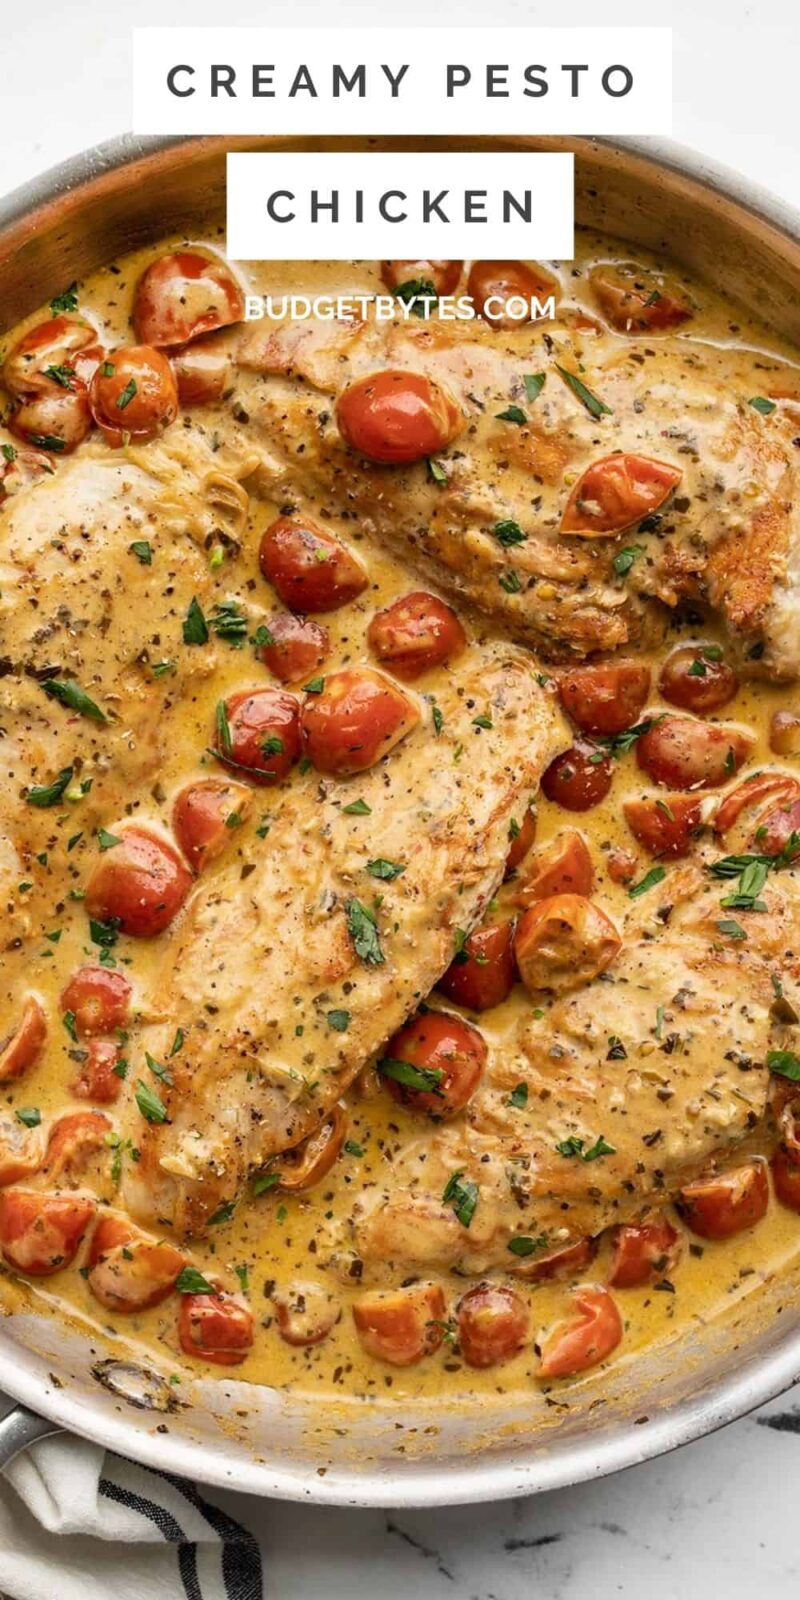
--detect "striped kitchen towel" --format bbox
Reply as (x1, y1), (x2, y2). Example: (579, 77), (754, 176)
(0, 1433), (263, 1599)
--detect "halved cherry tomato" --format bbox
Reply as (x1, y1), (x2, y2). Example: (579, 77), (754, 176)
(541, 742), (613, 812)
(558, 661), (651, 735)
(0, 1115), (45, 1187)
(172, 779), (252, 870)
(513, 1236), (597, 1282)
(70, 1039), (124, 1104)
(60, 965), (132, 1038)
(514, 830), (594, 906)
(456, 1282), (529, 1368)
(301, 667), (419, 775)
(636, 717), (752, 790)
(624, 794), (703, 858)
(505, 805), (537, 875)
(467, 260), (558, 327)
(607, 1216), (681, 1288)
(271, 1105), (348, 1192)
(352, 1282), (446, 1366)
(755, 798), (800, 859)
(85, 825), (192, 938)
(437, 921), (516, 1012)
(178, 1287), (254, 1366)
(770, 711), (800, 757)
(606, 847), (637, 885)
(9, 388), (92, 454)
(589, 265), (692, 333)
(258, 514), (368, 614)
(2, 314), (103, 397)
(381, 260), (463, 296)
(133, 251), (244, 348)
(713, 772), (800, 838)
(538, 1286), (623, 1379)
(367, 591), (466, 680)
(380, 1011), (487, 1118)
(0, 1190), (95, 1276)
(678, 1163), (769, 1240)
(273, 1281), (341, 1347)
(87, 1214), (184, 1311)
(0, 445), (54, 499)
(514, 894), (621, 996)
(772, 1147), (800, 1212)
(659, 645), (738, 713)
(256, 613), (330, 683)
(89, 345), (178, 445)
(0, 995), (47, 1084)
(43, 1110), (112, 1183)
(214, 688), (302, 784)
(561, 454), (682, 537)
(336, 370), (462, 464)
(171, 337), (232, 405)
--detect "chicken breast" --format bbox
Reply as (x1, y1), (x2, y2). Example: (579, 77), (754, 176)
(120, 642), (564, 1237)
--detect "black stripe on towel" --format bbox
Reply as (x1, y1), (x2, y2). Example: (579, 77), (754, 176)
(160, 1472), (263, 1600)
(99, 1475), (202, 1600)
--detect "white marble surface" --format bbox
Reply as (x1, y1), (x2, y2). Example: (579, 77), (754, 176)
(1, 1), (800, 1593)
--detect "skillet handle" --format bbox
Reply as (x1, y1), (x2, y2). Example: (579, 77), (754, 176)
(0, 1394), (61, 1468)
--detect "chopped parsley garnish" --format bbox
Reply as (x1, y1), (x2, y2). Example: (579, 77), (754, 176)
(499, 569), (522, 594)
(472, 714), (492, 730)
(716, 918), (747, 941)
(345, 897), (384, 965)
(145, 1050), (173, 1087)
(432, 703), (444, 736)
(253, 1169), (281, 1196)
(261, 735), (284, 757)
(493, 520), (527, 549)
(29, 433), (66, 452)
(366, 858), (405, 881)
(495, 404), (527, 425)
(26, 765), (74, 808)
(378, 1057), (444, 1093)
(96, 828), (121, 852)
(427, 456), (447, 484)
(393, 277), (437, 314)
(508, 1082), (529, 1109)
(215, 700), (233, 754)
(342, 797), (371, 816)
(210, 600), (248, 646)
(1, 443), (16, 463)
(524, 372), (546, 402)
(767, 1049), (800, 1081)
(208, 1199), (237, 1225)
(628, 865), (666, 899)
(62, 1010), (78, 1042)
(135, 1079), (168, 1123)
(613, 544), (643, 577)
(748, 395), (776, 416)
(50, 282), (78, 314)
(116, 377), (138, 410)
(719, 857), (769, 912)
(89, 916), (120, 949)
(175, 1266), (216, 1295)
(170, 1028), (184, 1056)
(250, 624), (273, 649)
(15, 1106), (41, 1128)
(129, 540), (153, 565)
(303, 676), (325, 694)
(42, 678), (107, 723)
(556, 1134), (616, 1161)
(593, 717), (663, 760)
(150, 659), (176, 678)
(442, 1170), (479, 1228)
(555, 365), (612, 419)
(344, 1140), (364, 1157)
(183, 596), (209, 645)
(44, 363), (75, 390)
(507, 1234), (548, 1257)
(327, 1009), (350, 1032)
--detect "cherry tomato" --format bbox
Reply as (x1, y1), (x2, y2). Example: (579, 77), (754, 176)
(0, 1115), (45, 1188)
(769, 711), (800, 758)
(381, 260), (463, 296)
(772, 1147), (800, 1212)
(606, 847), (637, 885)
(87, 1214), (185, 1312)
(607, 1216), (681, 1288)
(636, 717), (752, 790)
(43, 1110), (112, 1183)
(0, 1190), (95, 1276)
(659, 645), (738, 713)
(259, 514), (368, 614)
(456, 1283), (529, 1368)
(301, 666), (419, 775)
(0, 995), (46, 1084)
(380, 1011), (487, 1118)
(589, 265), (692, 333)
(514, 830), (594, 906)
(178, 1287), (254, 1366)
(367, 591), (466, 680)
(467, 259), (558, 327)
(273, 1281), (341, 1347)
(89, 345), (178, 445)
(352, 1282), (446, 1366)
(678, 1163), (769, 1240)
(85, 825), (192, 938)
(562, 454), (682, 536)
(9, 387), (92, 454)
(133, 251), (244, 347)
(755, 798), (800, 859)
(336, 370), (462, 464)
(558, 661), (651, 736)
(437, 921), (516, 1011)
(623, 794), (702, 858)
(713, 772), (800, 838)
(2, 314), (103, 397)
(541, 742), (613, 812)
(60, 965), (132, 1038)
(514, 1237), (597, 1282)
(0, 445), (54, 500)
(538, 1286), (623, 1379)
(256, 613), (330, 683)
(505, 805), (537, 875)
(70, 1039), (124, 1104)
(172, 779), (251, 870)
(514, 894), (621, 997)
(214, 688), (301, 784)
(272, 1105), (348, 1192)
(171, 337), (232, 405)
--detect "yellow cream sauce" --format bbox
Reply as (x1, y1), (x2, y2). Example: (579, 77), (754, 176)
(2, 229), (800, 1404)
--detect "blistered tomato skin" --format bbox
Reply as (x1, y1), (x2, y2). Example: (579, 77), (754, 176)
(468, 260), (558, 327)
(678, 1164), (769, 1240)
(353, 1282), (446, 1366)
(272, 1106), (348, 1192)
(541, 742), (613, 812)
(60, 966), (132, 1038)
(0, 1190), (95, 1277)
(561, 455), (681, 536)
(178, 1289), (255, 1366)
(538, 1286), (623, 1379)
(89, 345), (178, 445)
(336, 370), (462, 464)
(515, 894), (621, 996)
(133, 251), (244, 347)
(172, 779), (252, 870)
(9, 388), (93, 454)
(257, 613), (330, 683)
(259, 514), (368, 614)
(456, 1283), (529, 1368)
(712, 772), (800, 838)
(558, 661), (651, 735)
(608, 1216), (681, 1288)
(624, 794), (703, 858)
(514, 830), (594, 906)
(87, 1215), (185, 1312)
(71, 1039), (124, 1104)
(659, 646), (738, 713)
(2, 314), (103, 397)
(381, 1011), (487, 1117)
(84, 826), (192, 938)
(437, 921), (516, 1012)
(367, 591), (467, 680)
(589, 265), (692, 332)
(755, 798), (800, 859)
(171, 337), (232, 405)
(381, 260), (463, 296)
(515, 1237), (596, 1283)
(215, 688), (302, 784)
(301, 667), (419, 775)
(0, 1116), (45, 1188)
(772, 1148), (800, 1211)
(43, 1110), (112, 1183)
(0, 446), (54, 500)
(636, 717), (752, 790)
(0, 995), (47, 1084)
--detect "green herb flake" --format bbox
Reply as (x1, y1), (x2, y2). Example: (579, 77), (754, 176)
(767, 1049), (800, 1081)
(366, 858), (405, 881)
(135, 1078), (168, 1124)
(215, 699), (232, 754)
(344, 1139), (365, 1157)
(508, 1082), (529, 1109)
(499, 569), (522, 595)
(507, 1234), (548, 1257)
(613, 544), (643, 577)
(129, 540), (153, 565)
(303, 676), (325, 694)
(393, 277), (437, 314)
(378, 1058), (444, 1094)
(556, 1134), (616, 1162)
(50, 282), (78, 314)
(116, 377), (138, 411)
(253, 1169), (281, 1196)
(495, 405), (527, 425)
(442, 1170), (479, 1228)
(523, 372), (546, 402)
(44, 363), (75, 390)
(432, 703), (444, 736)
(175, 1266), (216, 1295)
(96, 827), (121, 852)
(183, 596), (209, 645)
(42, 678), (107, 724)
(342, 798), (371, 816)
(716, 918), (747, 941)
(345, 897), (384, 966)
(327, 1009), (350, 1032)
(15, 1106), (41, 1128)
(208, 1200), (237, 1226)
(62, 1009), (78, 1042)
(555, 365), (613, 419)
(628, 865), (666, 899)
(748, 395), (776, 416)
(26, 765), (74, 808)
(492, 518), (527, 547)
(427, 456), (447, 484)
